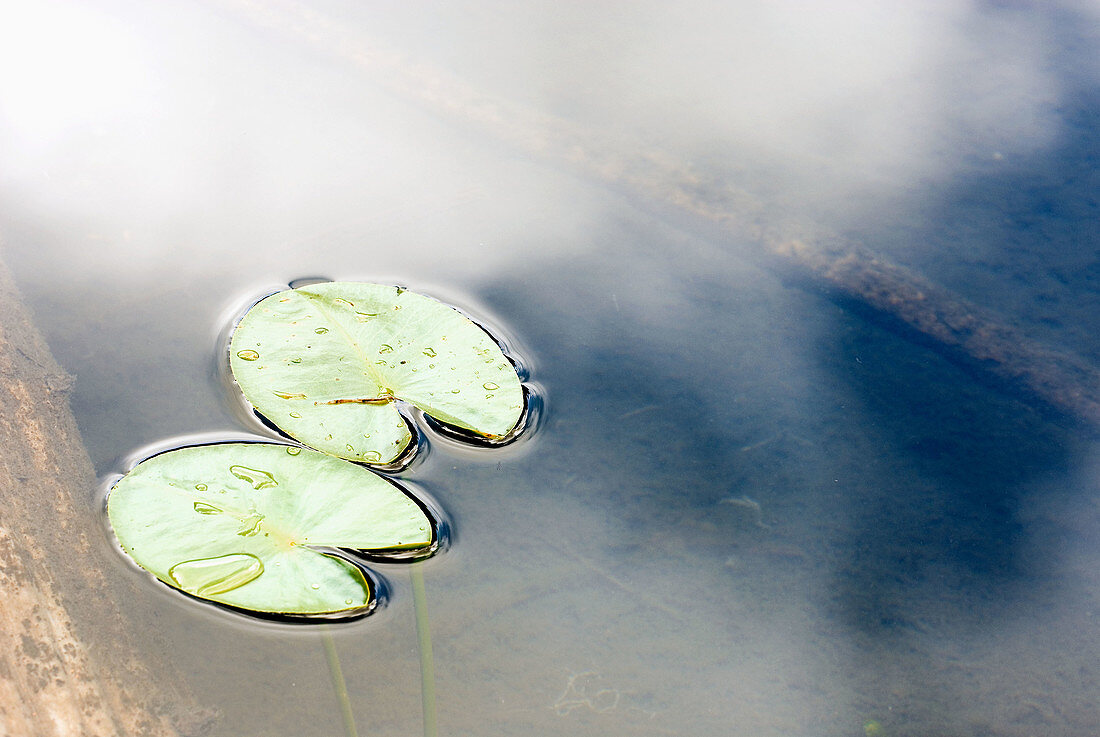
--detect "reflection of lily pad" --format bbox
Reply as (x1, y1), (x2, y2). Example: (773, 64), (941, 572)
(229, 282), (524, 464)
(106, 443), (434, 616)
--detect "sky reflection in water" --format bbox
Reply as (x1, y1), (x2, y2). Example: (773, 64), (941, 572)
(1, 2), (1099, 735)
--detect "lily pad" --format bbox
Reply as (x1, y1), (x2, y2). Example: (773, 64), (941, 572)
(106, 443), (435, 616)
(229, 282), (524, 464)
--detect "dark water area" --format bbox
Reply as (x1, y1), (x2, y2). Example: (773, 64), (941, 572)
(1, 2), (1099, 736)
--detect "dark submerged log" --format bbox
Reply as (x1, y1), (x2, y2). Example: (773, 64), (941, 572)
(216, 0), (1100, 428)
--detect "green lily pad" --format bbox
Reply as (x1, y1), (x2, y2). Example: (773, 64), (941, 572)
(106, 443), (435, 616)
(229, 282), (525, 464)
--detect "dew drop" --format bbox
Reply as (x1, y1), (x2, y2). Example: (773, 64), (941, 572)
(363, 450), (382, 463)
(289, 412), (302, 418)
(310, 583), (320, 590)
(423, 347), (437, 358)
(286, 446), (302, 455)
(333, 297), (354, 307)
(272, 390), (307, 400)
(378, 344), (394, 354)
(193, 501), (221, 515)
(290, 357), (302, 364)
(229, 465), (278, 489)
(314, 327), (329, 334)
(450, 388), (461, 394)
(346, 444), (355, 453)
(355, 311), (378, 321)
(169, 553), (263, 597)
(236, 349), (260, 361)
(344, 598), (354, 605)
(483, 382), (500, 391)
(235, 511), (265, 537)
(194, 483), (208, 491)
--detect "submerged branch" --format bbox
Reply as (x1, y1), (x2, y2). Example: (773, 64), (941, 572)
(215, 0), (1100, 429)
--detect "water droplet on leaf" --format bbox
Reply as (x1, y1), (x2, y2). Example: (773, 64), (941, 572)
(483, 382), (500, 391)
(236, 350), (260, 361)
(194, 483), (208, 491)
(286, 446), (301, 455)
(193, 501), (221, 515)
(229, 465), (278, 489)
(314, 327), (329, 334)
(379, 344), (394, 354)
(235, 510), (265, 537)
(169, 553), (264, 597)
(272, 390), (307, 400)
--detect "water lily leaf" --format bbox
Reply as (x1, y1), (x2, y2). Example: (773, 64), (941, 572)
(229, 282), (524, 464)
(107, 443), (434, 616)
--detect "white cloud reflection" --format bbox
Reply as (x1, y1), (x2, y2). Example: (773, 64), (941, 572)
(0, 0), (1092, 280)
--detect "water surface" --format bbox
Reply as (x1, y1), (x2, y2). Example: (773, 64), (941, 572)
(1, 2), (1098, 735)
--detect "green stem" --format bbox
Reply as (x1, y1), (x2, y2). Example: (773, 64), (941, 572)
(321, 624), (359, 737)
(411, 563), (438, 737)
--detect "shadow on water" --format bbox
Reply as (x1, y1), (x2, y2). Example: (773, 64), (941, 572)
(818, 0), (1100, 633)
(836, 9), (1100, 367)
(467, 113), (1098, 732)
(802, 36), (1100, 728)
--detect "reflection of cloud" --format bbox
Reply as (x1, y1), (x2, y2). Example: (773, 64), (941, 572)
(404, 1), (1076, 186)
(0, 0), (1094, 285)
(0, 0), (148, 154)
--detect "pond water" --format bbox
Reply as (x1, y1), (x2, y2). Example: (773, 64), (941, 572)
(2, 1), (1099, 736)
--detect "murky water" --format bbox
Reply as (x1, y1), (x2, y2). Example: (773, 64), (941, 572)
(2, 2), (1099, 735)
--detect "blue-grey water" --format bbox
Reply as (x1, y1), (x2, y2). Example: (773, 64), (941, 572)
(1, 2), (1099, 736)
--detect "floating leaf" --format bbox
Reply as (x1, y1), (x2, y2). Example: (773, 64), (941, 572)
(107, 443), (434, 616)
(229, 282), (524, 463)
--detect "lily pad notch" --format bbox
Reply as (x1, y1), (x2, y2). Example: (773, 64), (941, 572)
(229, 282), (529, 466)
(106, 442), (440, 619)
